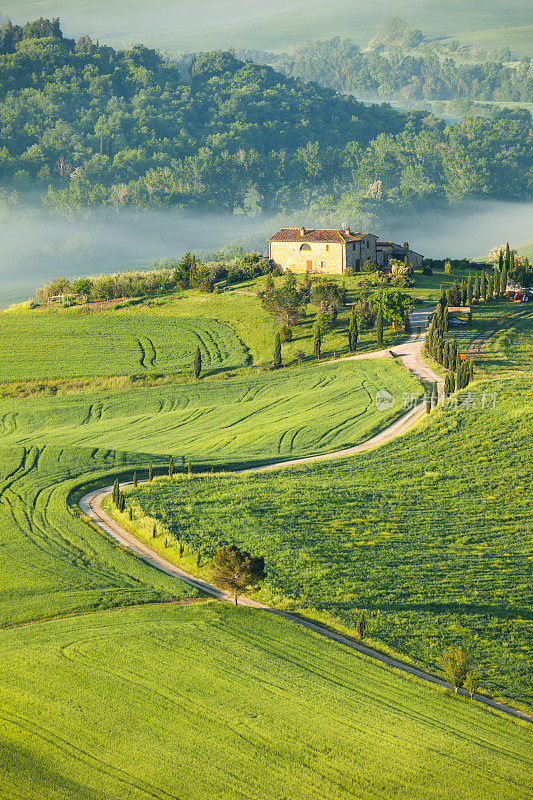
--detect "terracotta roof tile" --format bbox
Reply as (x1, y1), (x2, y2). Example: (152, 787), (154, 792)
(268, 228), (370, 244)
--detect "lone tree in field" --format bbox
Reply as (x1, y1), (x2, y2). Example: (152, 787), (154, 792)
(112, 478), (120, 506)
(211, 544), (266, 605)
(133, 471), (137, 488)
(148, 462), (153, 482)
(260, 270), (306, 328)
(465, 671), (480, 700)
(193, 346), (202, 379)
(431, 381), (438, 408)
(273, 331), (282, 367)
(441, 646), (469, 693)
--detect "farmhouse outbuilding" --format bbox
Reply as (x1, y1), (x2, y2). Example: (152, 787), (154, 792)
(268, 227), (423, 275)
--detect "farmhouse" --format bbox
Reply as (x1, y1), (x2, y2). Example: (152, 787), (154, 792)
(268, 227), (423, 274)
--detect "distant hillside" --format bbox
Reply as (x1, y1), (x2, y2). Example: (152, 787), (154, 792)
(1, 0), (531, 55)
(0, 19), (531, 217)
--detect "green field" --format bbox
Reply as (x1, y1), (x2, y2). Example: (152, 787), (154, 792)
(0, 310), (249, 381)
(449, 302), (533, 377)
(2, 0), (531, 54)
(0, 359), (420, 465)
(1, 602), (531, 800)
(517, 241), (533, 260)
(125, 375), (533, 707)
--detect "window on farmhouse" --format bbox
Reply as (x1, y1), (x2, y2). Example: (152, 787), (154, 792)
(366, 240), (369, 248)
(326, 245), (329, 251)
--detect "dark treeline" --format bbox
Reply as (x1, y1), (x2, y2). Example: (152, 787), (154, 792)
(247, 18), (533, 105)
(0, 18), (531, 219)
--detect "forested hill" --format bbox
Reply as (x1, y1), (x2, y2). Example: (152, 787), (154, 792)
(0, 18), (531, 215)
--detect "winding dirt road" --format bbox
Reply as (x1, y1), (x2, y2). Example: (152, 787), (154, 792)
(78, 307), (533, 725)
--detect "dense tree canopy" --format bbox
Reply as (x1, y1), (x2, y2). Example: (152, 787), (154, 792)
(0, 18), (531, 216)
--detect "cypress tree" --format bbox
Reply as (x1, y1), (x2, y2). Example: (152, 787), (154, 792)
(461, 280), (467, 306)
(469, 359), (474, 382)
(188, 460), (192, 477)
(443, 306), (449, 334)
(500, 266), (508, 297)
(149, 462), (153, 482)
(273, 332), (282, 367)
(128, 506), (133, 521)
(480, 269), (487, 301)
(313, 323), (321, 359)
(431, 380), (438, 407)
(348, 312), (358, 353)
(133, 471), (137, 488)
(467, 275), (473, 308)
(493, 267), (500, 299)
(487, 275), (493, 301)
(169, 456), (174, 478)
(193, 346), (202, 379)
(474, 276), (480, 301)
(443, 340), (450, 369)
(504, 242), (511, 270)
(450, 339), (458, 369)
(118, 492), (125, 512)
(444, 374), (450, 398)
(376, 308), (383, 346)
(265, 272), (274, 296)
(510, 250), (515, 275)
(498, 249), (503, 270)
(152, 523), (157, 538)
(449, 372), (455, 394)
(426, 390), (432, 414)
(404, 314), (411, 334)
(112, 478), (119, 506)
(356, 612), (366, 640)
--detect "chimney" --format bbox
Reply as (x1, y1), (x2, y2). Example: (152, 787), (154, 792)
(300, 227), (306, 236)
(403, 242), (409, 250)
(345, 227), (351, 235)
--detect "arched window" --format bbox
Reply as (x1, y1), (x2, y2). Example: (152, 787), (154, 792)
(300, 243), (311, 251)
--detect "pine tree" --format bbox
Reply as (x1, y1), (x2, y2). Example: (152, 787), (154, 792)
(193, 346), (202, 379)
(149, 462), (153, 482)
(313, 323), (321, 359)
(431, 380), (438, 408)
(376, 308), (383, 346)
(273, 332), (282, 367)
(133, 471), (137, 488)
(356, 612), (366, 639)
(169, 456), (174, 478)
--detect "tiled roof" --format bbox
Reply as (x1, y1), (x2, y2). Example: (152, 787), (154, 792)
(269, 228), (369, 244)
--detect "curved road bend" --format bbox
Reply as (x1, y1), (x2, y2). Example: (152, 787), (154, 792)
(79, 486), (532, 725)
(78, 307), (532, 724)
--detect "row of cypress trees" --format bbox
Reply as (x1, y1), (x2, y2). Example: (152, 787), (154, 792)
(426, 302), (475, 396)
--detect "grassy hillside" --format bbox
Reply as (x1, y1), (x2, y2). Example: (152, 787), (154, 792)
(1, 602), (531, 800)
(0, 360), (421, 465)
(0, 445), (197, 627)
(449, 302), (533, 377)
(0, 311), (250, 381)
(1, 281), (410, 383)
(2, 0), (531, 54)
(126, 374), (533, 707)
